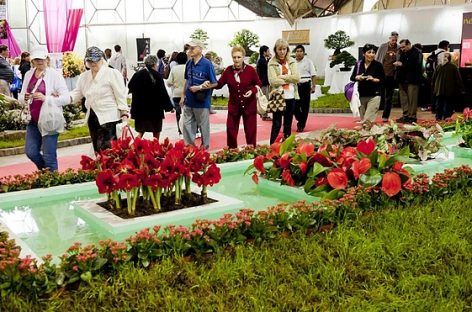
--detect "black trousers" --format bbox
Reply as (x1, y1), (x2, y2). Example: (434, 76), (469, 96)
(88, 109), (118, 154)
(270, 99), (295, 144)
(381, 76), (397, 119)
(294, 81), (311, 130)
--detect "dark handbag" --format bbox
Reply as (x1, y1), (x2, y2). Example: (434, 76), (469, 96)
(266, 89), (286, 113)
(344, 61), (360, 102)
(194, 90), (206, 102)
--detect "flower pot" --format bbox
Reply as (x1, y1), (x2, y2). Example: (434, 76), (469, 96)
(340, 67), (352, 72)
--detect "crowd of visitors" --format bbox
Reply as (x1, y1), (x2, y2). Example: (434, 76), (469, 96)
(6, 32), (464, 171)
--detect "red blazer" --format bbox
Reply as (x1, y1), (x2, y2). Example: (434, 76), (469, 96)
(216, 64), (262, 114)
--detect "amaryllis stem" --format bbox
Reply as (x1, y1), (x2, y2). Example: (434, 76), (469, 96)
(147, 186), (158, 209)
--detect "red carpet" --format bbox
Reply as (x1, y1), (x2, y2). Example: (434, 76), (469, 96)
(0, 112), (360, 178)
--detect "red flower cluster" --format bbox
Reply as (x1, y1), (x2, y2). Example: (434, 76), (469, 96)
(81, 137), (221, 214)
(249, 136), (413, 199)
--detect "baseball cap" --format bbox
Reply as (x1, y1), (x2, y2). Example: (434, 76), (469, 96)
(30, 46), (48, 60)
(391, 31), (399, 37)
(187, 39), (205, 49)
(84, 46), (104, 62)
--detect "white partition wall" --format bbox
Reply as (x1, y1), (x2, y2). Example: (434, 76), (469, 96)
(7, 1), (472, 77)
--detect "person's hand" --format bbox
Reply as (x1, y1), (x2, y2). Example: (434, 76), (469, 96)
(310, 85), (316, 93)
(32, 92), (46, 101)
(356, 75), (365, 81)
(202, 81), (211, 88)
(365, 75), (374, 81)
(121, 115), (129, 125)
(24, 93), (31, 102)
(189, 85), (201, 93)
(51, 91), (59, 97)
(243, 90), (252, 98)
(393, 61), (402, 67)
(179, 97), (185, 107)
(279, 74), (287, 79)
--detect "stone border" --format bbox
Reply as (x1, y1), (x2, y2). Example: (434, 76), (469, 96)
(0, 136), (92, 157)
(212, 106), (351, 114)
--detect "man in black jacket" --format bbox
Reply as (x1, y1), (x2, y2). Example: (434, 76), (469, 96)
(0, 44), (13, 96)
(394, 39), (422, 123)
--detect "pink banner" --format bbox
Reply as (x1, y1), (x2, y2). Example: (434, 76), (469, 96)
(0, 20), (21, 58)
(61, 9), (83, 52)
(43, 0), (72, 53)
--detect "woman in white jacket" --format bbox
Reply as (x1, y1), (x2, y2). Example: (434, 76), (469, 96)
(19, 46), (69, 172)
(69, 46), (129, 153)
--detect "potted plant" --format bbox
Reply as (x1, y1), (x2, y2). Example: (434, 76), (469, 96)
(190, 28), (209, 48)
(329, 51), (357, 71)
(324, 30), (356, 70)
(229, 29), (259, 57)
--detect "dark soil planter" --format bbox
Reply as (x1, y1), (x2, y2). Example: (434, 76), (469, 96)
(340, 67), (352, 72)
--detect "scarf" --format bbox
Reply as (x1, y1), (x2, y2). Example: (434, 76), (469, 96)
(279, 59), (289, 90)
(232, 64), (245, 83)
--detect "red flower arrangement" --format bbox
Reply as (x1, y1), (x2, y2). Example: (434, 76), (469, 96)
(81, 137), (221, 215)
(246, 135), (416, 199)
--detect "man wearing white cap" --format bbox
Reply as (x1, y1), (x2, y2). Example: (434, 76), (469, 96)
(179, 39), (217, 150)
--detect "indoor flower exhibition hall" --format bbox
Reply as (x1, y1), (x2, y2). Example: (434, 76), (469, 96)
(2, 0), (472, 310)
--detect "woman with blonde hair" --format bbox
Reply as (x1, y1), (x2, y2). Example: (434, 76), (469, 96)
(268, 38), (300, 144)
(215, 46), (261, 148)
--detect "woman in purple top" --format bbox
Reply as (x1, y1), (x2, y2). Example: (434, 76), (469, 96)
(215, 46), (261, 148)
(19, 46), (69, 171)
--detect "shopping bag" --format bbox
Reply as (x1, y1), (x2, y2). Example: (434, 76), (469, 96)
(116, 122), (136, 143)
(266, 89), (286, 113)
(256, 85), (268, 115)
(37, 98), (66, 136)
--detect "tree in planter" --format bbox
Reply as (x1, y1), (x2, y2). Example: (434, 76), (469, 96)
(324, 30), (355, 55)
(330, 51), (357, 70)
(190, 28), (209, 48)
(324, 30), (356, 69)
(229, 29), (259, 57)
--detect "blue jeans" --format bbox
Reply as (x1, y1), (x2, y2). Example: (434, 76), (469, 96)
(25, 123), (59, 171)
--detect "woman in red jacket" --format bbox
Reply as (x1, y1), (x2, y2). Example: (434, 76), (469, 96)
(215, 46), (262, 148)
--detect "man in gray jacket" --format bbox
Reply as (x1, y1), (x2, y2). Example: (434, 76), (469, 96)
(0, 44), (13, 96)
(375, 31), (399, 121)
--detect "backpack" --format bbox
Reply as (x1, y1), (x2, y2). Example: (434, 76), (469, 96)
(425, 50), (444, 77)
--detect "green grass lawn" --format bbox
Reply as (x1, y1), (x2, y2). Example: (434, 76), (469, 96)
(5, 191), (472, 311)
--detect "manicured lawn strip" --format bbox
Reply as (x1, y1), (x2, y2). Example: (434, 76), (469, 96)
(4, 191), (472, 310)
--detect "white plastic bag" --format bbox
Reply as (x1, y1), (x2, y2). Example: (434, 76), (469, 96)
(349, 82), (361, 118)
(116, 121), (137, 142)
(38, 98), (66, 136)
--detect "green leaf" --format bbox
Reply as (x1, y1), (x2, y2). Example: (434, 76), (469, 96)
(324, 189), (344, 200)
(308, 184), (330, 197)
(304, 177), (315, 193)
(378, 153), (388, 170)
(243, 164), (255, 175)
(308, 162), (329, 178)
(359, 169), (382, 186)
(280, 135), (296, 155)
(80, 271), (93, 283)
(141, 259), (150, 268)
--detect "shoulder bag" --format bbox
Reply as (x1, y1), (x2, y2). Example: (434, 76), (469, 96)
(20, 75), (45, 125)
(266, 88), (285, 113)
(255, 85), (268, 115)
(344, 61), (361, 102)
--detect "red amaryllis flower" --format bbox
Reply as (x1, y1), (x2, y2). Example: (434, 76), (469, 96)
(119, 159), (137, 172)
(464, 107), (472, 120)
(80, 155), (96, 171)
(381, 172), (402, 197)
(96, 170), (117, 194)
(281, 169), (295, 186)
(111, 137), (132, 150)
(118, 173), (140, 191)
(327, 168), (348, 189)
(296, 143), (315, 157)
(254, 155), (266, 174)
(143, 153), (160, 171)
(340, 146), (357, 160)
(352, 158), (371, 180)
(278, 153), (291, 169)
(143, 173), (161, 190)
(201, 163), (221, 186)
(356, 138), (376, 155)
(132, 137), (151, 154)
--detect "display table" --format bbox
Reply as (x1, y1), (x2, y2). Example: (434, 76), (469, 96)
(327, 70), (352, 94)
(323, 63), (342, 86)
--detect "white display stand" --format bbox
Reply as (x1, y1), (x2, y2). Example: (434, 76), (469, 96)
(327, 70), (352, 94)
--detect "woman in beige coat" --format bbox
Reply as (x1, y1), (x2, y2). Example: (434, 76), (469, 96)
(268, 38), (300, 144)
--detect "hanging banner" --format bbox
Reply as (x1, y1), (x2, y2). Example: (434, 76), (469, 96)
(136, 38), (150, 62)
(460, 12), (472, 68)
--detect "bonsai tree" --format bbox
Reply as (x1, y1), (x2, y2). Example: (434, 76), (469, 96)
(329, 51), (357, 70)
(324, 30), (355, 56)
(229, 29), (259, 57)
(190, 28), (209, 48)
